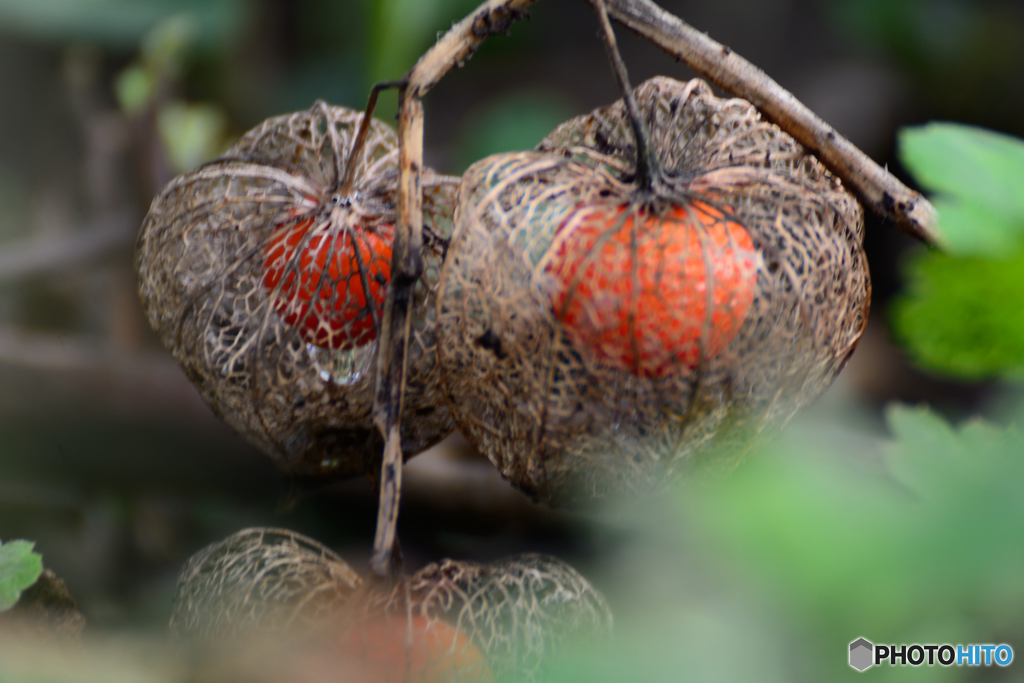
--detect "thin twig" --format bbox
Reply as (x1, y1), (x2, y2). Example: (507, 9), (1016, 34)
(0, 326), (217, 422)
(598, 0), (943, 246)
(370, 0), (540, 580)
(338, 80), (405, 196)
(593, 0), (658, 191)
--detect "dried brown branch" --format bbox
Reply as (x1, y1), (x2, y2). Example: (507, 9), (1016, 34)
(0, 212), (135, 284)
(599, 0), (943, 246)
(369, 90), (418, 579)
(0, 327), (205, 412)
(370, 0), (540, 579)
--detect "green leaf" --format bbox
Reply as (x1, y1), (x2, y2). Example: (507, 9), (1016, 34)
(899, 123), (1024, 255)
(368, 0), (481, 85)
(884, 404), (1021, 497)
(114, 65), (155, 116)
(667, 404), (1024, 664)
(157, 101), (228, 173)
(890, 248), (1024, 379)
(930, 196), (1022, 257)
(0, 540), (43, 611)
(456, 92), (573, 175)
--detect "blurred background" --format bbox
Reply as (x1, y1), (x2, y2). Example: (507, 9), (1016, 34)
(0, 0), (1022, 679)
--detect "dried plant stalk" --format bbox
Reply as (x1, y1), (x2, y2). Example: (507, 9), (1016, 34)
(136, 102), (457, 481)
(436, 77), (870, 504)
(371, 0), (539, 578)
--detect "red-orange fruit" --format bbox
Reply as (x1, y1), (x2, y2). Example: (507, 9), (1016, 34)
(262, 216), (394, 350)
(547, 201), (757, 378)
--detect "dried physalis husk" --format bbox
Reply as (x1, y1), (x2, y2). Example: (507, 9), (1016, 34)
(364, 554), (613, 682)
(136, 102), (457, 480)
(169, 527), (362, 641)
(437, 76), (869, 505)
(176, 530), (489, 682)
(175, 530), (607, 683)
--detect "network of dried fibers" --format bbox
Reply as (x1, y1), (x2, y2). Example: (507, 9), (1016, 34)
(364, 554), (613, 682)
(169, 527), (362, 641)
(437, 76), (869, 505)
(136, 102), (457, 480)
(171, 528), (609, 682)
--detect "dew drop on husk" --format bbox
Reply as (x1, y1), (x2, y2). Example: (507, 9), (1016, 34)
(307, 341), (376, 386)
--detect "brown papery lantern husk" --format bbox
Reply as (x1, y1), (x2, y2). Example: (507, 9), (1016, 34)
(363, 554), (613, 682)
(136, 102), (457, 480)
(172, 529), (608, 682)
(169, 527), (362, 641)
(437, 77), (869, 506)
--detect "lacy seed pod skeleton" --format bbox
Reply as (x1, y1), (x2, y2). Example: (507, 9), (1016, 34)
(366, 554), (613, 682)
(136, 102), (457, 481)
(169, 527), (362, 641)
(437, 76), (870, 504)
(171, 528), (610, 681)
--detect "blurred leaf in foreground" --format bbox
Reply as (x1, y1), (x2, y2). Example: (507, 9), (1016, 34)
(0, 540), (43, 612)
(694, 405), (1024, 676)
(545, 404), (1024, 682)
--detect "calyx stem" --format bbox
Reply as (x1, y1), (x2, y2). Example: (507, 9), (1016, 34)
(593, 0), (661, 194)
(338, 80), (404, 197)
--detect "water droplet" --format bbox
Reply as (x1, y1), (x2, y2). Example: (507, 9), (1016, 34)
(307, 341), (376, 385)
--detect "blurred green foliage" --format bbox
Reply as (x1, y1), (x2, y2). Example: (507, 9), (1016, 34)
(824, 0), (1024, 133)
(893, 124), (1024, 379)
(455, 91), (573, 174)
(892, 250), (1024, 379)
(368, 0), (481, 86)
(828, 0), (980, 68)
(0, 540), (42, 611)
(547, 405), (1024, 681)
(0, 0), (240, 48)
(114, 15), (230, 172)
(156, 101), (228, 172)
(900, 124), (1024, 256)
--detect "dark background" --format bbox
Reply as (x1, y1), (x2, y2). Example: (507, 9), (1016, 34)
(0, 0), (1020, 632)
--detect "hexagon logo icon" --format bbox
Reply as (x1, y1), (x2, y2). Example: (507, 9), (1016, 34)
(850, 638), (874, 671)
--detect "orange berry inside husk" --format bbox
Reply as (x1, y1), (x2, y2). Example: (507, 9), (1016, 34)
(547, 200), (758, 378)
(262, 216), (393, 350)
